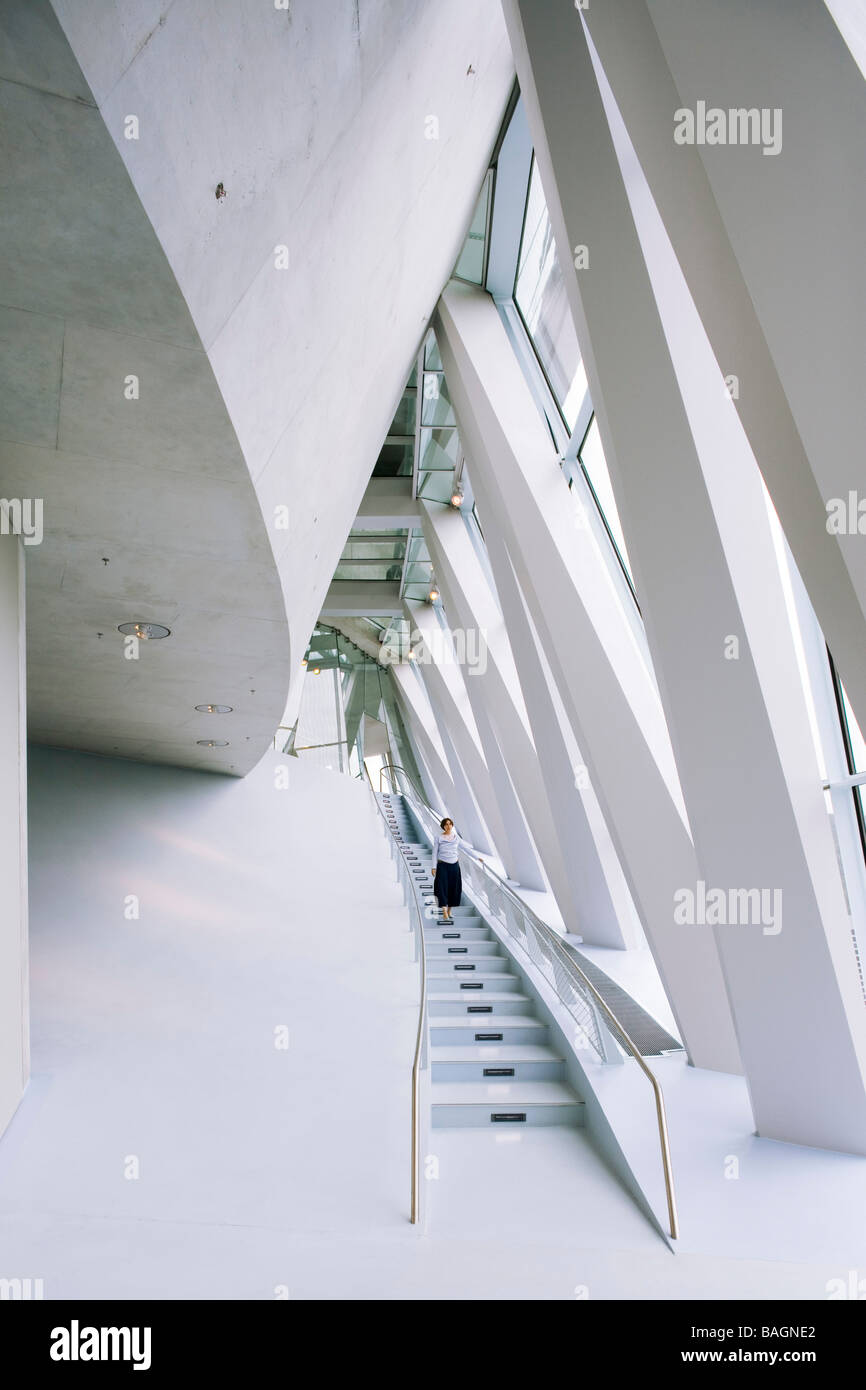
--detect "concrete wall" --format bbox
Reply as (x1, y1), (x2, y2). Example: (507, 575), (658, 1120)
(52, 0), (516, 731)
(0, 538), (28, 1139)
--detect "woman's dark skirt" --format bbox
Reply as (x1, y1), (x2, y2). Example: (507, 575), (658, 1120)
(433, 859), (462, 908)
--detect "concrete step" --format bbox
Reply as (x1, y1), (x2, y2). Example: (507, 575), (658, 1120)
(429, 1016), (550, 1044)
(427, 992), (532, 1015)
(431, 1045), (566, 1083)
(428, 972), (520, 994)
(427, 955), (510, 973)
(425, 940), (500, 957)
(431, 1081), (585, 1128)
(424, 927), (492, 943)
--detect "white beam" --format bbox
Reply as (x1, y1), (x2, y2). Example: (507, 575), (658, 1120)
(582, 0), (866, 734)
(435, 279), (740, 1073)
(506, 0), (866, 1151)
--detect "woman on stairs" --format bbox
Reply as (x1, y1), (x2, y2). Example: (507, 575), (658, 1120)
(431, 817), (482, 922)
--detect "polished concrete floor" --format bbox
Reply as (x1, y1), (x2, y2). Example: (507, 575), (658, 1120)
(0, 747), (863, 1300)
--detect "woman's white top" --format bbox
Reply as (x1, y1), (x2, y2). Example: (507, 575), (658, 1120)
(432, 830), (479, 870)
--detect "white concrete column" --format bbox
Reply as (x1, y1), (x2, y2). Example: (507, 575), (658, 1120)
(582, 0), (866, 733)
(406, 567), (544, 889)
(388, 663), (467, 828)
(0, 536), (28, 1139)
(506, 0), (866, 1151)
(434, 280), (739, 1073)
(470, 489), (629, 949)
(421, 499), (576, 900)
(401, 601), (501, 856)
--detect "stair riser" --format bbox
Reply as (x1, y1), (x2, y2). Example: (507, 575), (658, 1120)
(428, 957), (511, 972)
(427, 996), (530, 1015)
(419, 906), (479, 917)
(425, 943), (499, 956)
(429, 1024), (551, 1044)
(431, 1061), (566, 1082)
(431, 1103), (585, 1128)
(429, 977), (521, 994)
(424, 929), (491, 943)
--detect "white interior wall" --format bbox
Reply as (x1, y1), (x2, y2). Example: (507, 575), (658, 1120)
(51, 0), (516, 729)
(0, 537), (28, 1141)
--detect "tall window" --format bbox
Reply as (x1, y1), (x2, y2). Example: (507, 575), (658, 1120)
(831, 657), (866, 864)
(576, 414), (637, 602)
(514, 157), (586, 429)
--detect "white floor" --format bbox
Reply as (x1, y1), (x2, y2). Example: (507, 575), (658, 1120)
(0, 747), (863, 1300)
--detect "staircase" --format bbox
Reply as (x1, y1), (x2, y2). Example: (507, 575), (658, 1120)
(381, 793), (585, 1130)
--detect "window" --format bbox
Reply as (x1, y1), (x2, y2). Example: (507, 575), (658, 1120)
(577, 414), (636, 601)
(514, 157), (586, 429)
(832, 657), (866, 863)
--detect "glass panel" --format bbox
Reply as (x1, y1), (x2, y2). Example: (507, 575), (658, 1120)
(372, 442), (414, 477)
(424, 330), (442, 371)
(515, 157), (585, 429)
(453, 170), (493, 285)
(839, 682), (866, 826)
(578, 415), (635, 589)
(419, 426), (459, 472)
(406, 532), (430, 564)
(421, 373), (455, 427)
(389, 391), (417, 437)
(404, 561), (434, 584)
(417, 468), (459, 504)
(340, 536), (406, 561)
(333, 560), (403, 581)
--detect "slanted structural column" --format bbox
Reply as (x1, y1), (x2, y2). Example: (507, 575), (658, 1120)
(435, 281), (740, 1075)
(504, 0), (866, 1151)
(583, 0), (866, 732)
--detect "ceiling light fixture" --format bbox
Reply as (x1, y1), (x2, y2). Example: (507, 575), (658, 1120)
(312, 666), (321, 675)
(450, 484), (464, 508)
(118, 621), (170, 640)
(196, 739), (229, 747)
(195, 704), (233, 714)
(427, 585), (440, 604)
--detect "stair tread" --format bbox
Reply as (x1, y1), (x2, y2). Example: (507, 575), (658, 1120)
(431, 1045), (563, 1062)
(428, 966), (512, 975)
(430, 1014), (545, 1028)
(431, 1081), (581, 1105)
(428, 990), (531, 1002)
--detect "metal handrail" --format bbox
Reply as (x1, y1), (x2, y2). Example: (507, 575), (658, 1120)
(364, 765), (428, 1225)
(387, 766), (680, 1240)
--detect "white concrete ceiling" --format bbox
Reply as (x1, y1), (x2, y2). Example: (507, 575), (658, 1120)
(51, 0), (515, 734)
(0, 0), (291, 774)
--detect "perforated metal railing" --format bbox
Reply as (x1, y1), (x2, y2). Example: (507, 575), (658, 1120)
(380, 765), (680, 1240)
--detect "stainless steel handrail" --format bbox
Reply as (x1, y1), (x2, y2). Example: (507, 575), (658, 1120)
(386, 765), (680, 1240)
(364, 765), (427, 1225)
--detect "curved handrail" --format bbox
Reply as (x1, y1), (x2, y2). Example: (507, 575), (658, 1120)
(365, 765), (427, 1225)
(384, 764), (679, 1240)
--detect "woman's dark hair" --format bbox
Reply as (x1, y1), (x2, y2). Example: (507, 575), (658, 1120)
(440, 817), (453, 830)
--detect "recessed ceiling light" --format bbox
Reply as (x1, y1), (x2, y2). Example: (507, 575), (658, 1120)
(197, 739), (229, 747)
(118, 621), (171, 640)
(195, 704), (233, 714)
